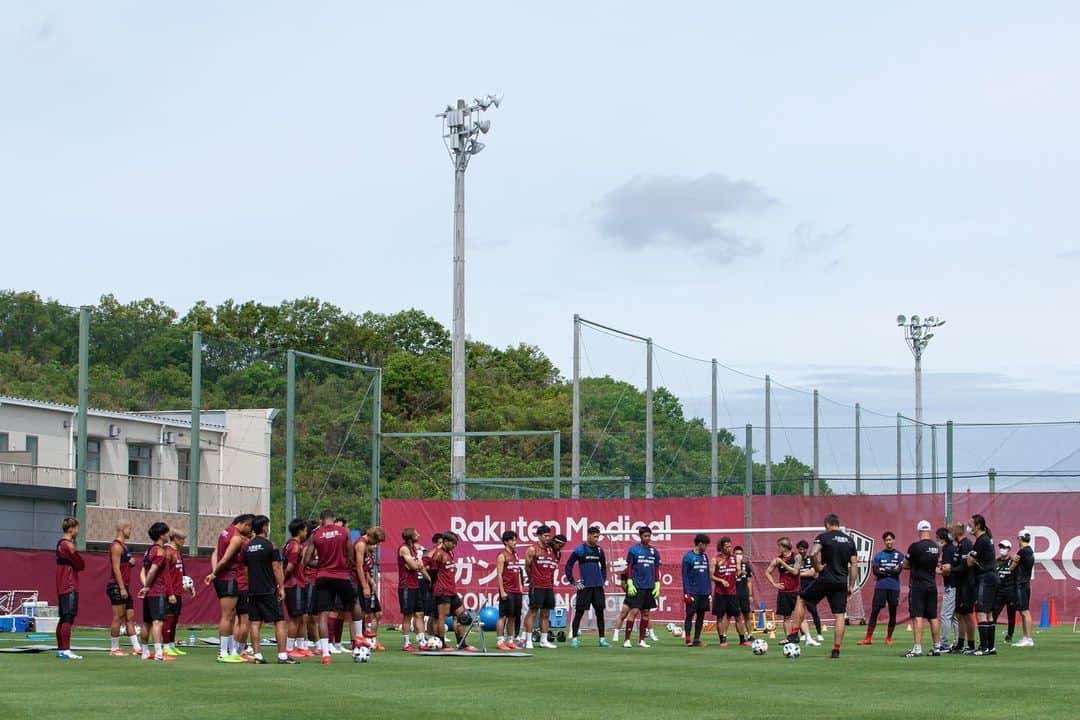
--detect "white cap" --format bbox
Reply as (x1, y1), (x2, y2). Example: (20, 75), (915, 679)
(916, 520), (932, 532)
(999, 539), (1012, 549)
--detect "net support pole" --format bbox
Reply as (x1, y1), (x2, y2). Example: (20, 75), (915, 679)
(931, 424), (938, 495)
(945, 421), (954, 525)
(189, 331), (201, 554)
(645, 338), (654, 499)
(744, 424), (753, 553)
(988, 467), (996, 493)
(285, 350), (296, 522)
(812, 389), (819, 496)
(896, 413), (902, 495)
(710, 359), (718, 497)
(75, 308), (89, 551)
(854, 403), (862, 495)
(553, 431), (561, 499)
(571, 314), (581, 498)
(764, 374), (772, 496)
(623, 476), (631, 500)
(371, 369), (382, 528)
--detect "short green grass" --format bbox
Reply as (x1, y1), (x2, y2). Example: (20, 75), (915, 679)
(0, 626), (1074, 720)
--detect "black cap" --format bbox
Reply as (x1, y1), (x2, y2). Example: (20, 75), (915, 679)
(553, 534), (567, 544)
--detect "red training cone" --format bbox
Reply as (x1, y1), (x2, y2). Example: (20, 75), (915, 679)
(1049, 598), (1058, 627)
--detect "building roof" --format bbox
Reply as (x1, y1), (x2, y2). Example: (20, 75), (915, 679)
(0, 395), (226, 431)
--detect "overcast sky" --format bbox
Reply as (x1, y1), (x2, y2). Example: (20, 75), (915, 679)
(4, 2), (1080, 460)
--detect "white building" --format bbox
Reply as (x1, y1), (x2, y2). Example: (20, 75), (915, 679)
(0, 395), (276, 550)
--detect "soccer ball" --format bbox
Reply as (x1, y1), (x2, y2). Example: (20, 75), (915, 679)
(751, 639), (769, 655)
(423, 636), (444, 651)
(352, 646), (372, 663)
(181, 576), (194, 591)
(782, 642), (801, 659)
(764, 620), (775, 632)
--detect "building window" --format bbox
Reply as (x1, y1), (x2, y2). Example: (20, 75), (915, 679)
(127, 444), (152, 510)
(25, 435), (38, 465)
(86, 440), (101, 472)
(0, 432), (8, 452)
(177, 449), (190, 513)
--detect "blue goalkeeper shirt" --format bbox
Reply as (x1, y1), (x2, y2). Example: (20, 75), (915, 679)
(682, 550), (710, 595)
(872, 549), (905, 591)
(627, 544), (661, 590)
(565, 543), (607, 588)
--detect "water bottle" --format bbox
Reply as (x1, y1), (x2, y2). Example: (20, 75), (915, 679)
(188, 630), (196, 647)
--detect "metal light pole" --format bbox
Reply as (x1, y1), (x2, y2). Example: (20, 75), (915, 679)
(896, 314), (946, 493)
(438, 94), (501, 500)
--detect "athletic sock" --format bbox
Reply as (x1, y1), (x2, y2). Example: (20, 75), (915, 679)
(129, 634), (141, 650)
(625, 621), (633, 638)
(988, 624), (996, 650)
(352, 620), (363, 641)
(278, 652), (288, 661)
(154, 643), (162, 657)
(110, 636), (120, 651)
(219, 636), (230, 656)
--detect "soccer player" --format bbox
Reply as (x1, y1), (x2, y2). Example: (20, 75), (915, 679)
(967, 513), (999, 655)
(1012, 531), (1035, 647)
(903, 520), (942, 657)
(354, 526), (386, 651)
(232, 524), (254, 659)
(523, 525), (559, 649)
(566, 526), (609, 648)
(421, 533), (441, 638)
(733, 545), (756, 637)
(430, 531), (475, 650)
(106, 521), (140, 656)
(282, 518), (311, 658)
(202, 513), (254, 663)
(303, 509), (356, 664)
(138, 521), (172, 662)
(857, 531), (904, 646)
(242, 514), (295, 664)
(623, 526), (661, 649)
(710, 536), (747, 647)
(681, 533), (711, 647)
(302, 518), (321, 654)
(992, 539), (1018, 644)
(786, 514), (858, 659)
(609, 560), (634, 644)
(55, 516), (85, 660)
(495, 530), (524, 650)
(796, 539), (824, 646)
(397, 527), (426, 651)
(162, 528), (195, 657)
(935, 527), (957, 653)
(942, 522), (976, 654)
(766, 537), (801, 638)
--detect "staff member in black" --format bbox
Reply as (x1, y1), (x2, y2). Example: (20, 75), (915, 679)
(943, 522), (976, 654)
(903, 520), (942, 657)
(992, 539), (1019, 644)
(243, 515), (296, 664)
(966, 514), (998, 655)
(1012, 532), (1035, 647)
(786, 514), (858, 659)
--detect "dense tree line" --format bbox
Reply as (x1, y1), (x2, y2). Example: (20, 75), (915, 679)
(0, 291), (821, 526)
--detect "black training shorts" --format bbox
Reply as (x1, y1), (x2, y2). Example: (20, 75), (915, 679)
(1015, 582), (1031, 612)
(248, 593), (284, 623)
(435, 594), (463, 613)
(685, 593), (710, 615)
(499, 592), (523, 619)
(399, 587), (422, 615)
(529, 587), (556, 611)
(800, 580), (849, 615)
(58, 591), (79, 621)
(954, 580), (974, 614)
(360, 592), (381, 614)
(908, 585), (938, 620)
(106, 582), (134, 610)
(712, 594), (741, 619)
(625, 592), (657, 611)
(166, 597), (182, 617)
(235, 592), (250, 616)
(776, 591), (798, 617)
(304, 584), (317, 615)
(872, 587), (900, 610)
(284, 586), (306, 618)
(214, 578), (239, 599)
(142, 595), (167, 623)
(315, 578), (357, 614)
(974, 574), (998, 614)
(419, 577), (435, 617)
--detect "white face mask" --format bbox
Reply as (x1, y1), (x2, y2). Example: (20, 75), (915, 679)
(999, 548), (1010, 557)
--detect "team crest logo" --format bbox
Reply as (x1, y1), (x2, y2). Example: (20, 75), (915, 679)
(848, 529), (875, 592)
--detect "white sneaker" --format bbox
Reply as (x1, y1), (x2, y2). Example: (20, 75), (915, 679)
(805, 637), (821, 647)
(538, 640), (557, 649)
(524, 639), (534, 650)
(638, 640), (651, 648)
(647, 629), (659, 642)
(328, 644), (343, 655)
(1014, 637), (1034, 647)
(612, 630), (620, 643)
(815, 634), (824, 642)
(623, 639), (632, 648)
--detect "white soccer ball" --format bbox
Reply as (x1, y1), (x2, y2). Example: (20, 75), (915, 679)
(182, 575), (194, 591)
(782, 642), (800, 659)
(764, 620), (775, 632)
(352, 646), (371, 663)
(423, 636), (444, 651)
(751, 639), (769, 655)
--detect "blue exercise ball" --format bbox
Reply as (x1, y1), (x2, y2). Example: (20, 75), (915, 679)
(479, 606), (499, 631)
(445, 615), (455, 630)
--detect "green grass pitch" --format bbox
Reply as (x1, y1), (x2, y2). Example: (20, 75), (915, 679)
(0, 627), (1074, 720)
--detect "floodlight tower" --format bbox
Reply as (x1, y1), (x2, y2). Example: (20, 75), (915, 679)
(437, 94), (501, 501)
(896, 313), (946, 493)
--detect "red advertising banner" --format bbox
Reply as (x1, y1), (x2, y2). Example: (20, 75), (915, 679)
(380, 493), (1080, 627)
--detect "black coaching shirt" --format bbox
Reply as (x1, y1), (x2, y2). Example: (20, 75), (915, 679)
(815, 530), (856, 584)
(940, 540), (956, 588)
(971, 534), (996, 576)
(906, 539), (940, 587)
(1016, 546), (1035, 583)
(244, 536), (281, 595)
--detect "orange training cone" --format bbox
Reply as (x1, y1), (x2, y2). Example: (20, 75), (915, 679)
(1049, 598), (1058, 627)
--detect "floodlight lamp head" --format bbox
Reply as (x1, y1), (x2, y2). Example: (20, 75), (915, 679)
(936, 319), (946, 327)
(925, 315), (937, 325)
(490, 93), (503, 108)
(923, 333), (935, 342)
(475, 96), (491, 110)
(477, 119), (491, 134)
(910, 314), (921, 325)
(469, 141), (486, 155)
(896, 314), (907, 326)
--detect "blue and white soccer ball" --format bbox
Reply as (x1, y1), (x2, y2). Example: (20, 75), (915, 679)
(181, 575), (194, 591)
(352, 646), (372, 663)
(751, 639), (769, 655)
(782, 642), (800, 659)
(423, 636), (444, 651)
